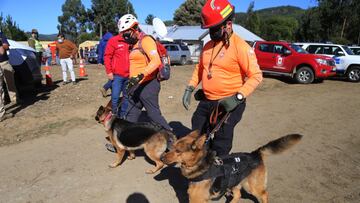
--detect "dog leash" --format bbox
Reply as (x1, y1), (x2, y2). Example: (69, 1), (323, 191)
(206, 103), (231, 144)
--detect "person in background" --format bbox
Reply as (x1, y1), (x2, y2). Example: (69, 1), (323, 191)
(79, 47), (84, 59)
(98, 31), (114, 97)
(56, 33), (78, 85)
(84, 47), (89, 63)
(182, 0), (263, 156)
(0, 32), (15, 121)
(104, 27), (129, 118)
(0, 32), (21, 105)
(28, 29), (44, 66)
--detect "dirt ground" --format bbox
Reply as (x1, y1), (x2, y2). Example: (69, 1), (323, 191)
(0, 64), (359, 203)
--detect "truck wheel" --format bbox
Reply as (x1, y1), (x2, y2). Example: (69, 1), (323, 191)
(295, 67), (314, 84)
(346, 66), (360, 82)
(180, 57), (187, 65)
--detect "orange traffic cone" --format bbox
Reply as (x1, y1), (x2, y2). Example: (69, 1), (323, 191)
(79, 59), (88, 77)
(44, 65), (53, 86)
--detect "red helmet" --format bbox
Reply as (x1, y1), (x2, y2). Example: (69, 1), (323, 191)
(201, 0), (235, 29)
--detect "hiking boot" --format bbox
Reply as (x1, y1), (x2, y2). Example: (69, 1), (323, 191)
(0, 113), (14, 122)
(105, 143), (117, 153)
(100, 88), (108, 97)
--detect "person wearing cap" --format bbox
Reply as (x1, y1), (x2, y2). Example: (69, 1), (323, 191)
(28, 29), (44, 66)
(182, 0), (263, 156)
(56, 33), (78, 85)
(119, 14), (172, 131)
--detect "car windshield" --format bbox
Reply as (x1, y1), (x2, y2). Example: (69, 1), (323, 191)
(290, 44), (308, 53)
(342, 46), (355, 55)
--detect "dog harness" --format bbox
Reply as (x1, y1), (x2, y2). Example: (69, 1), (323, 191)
(189, 152), (261, 200)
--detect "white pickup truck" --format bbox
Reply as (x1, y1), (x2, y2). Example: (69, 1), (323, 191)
(295, 43), (360, 82)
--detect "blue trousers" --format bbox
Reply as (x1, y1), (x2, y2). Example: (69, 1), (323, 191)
(125, 79), (171, 130)
(111, 75), (128, 118)
(103, 80), (112, 90)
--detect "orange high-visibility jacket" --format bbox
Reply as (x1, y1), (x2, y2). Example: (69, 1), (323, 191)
(189, 33), (263, 100)
(129, 35), (161, 83)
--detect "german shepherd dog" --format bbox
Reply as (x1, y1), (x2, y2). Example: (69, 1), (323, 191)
(95, 101), (176, 174)
(161, 130), (302, 203)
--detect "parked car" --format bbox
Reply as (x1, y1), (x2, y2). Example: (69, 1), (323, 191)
(296, 43), (360, 82)
(7, 39), (42, 90)
(349, 46), (360, 55)
(163, 42), (191, 65)
(253, 41), (336, 84)
(87, 50), (98, 64)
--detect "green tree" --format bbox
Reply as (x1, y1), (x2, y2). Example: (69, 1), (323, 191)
(260, 16), (299, 41)
(164, 20), (174, 26)
(244, 1), (260, 35)
(145, 14), (155, 25)
(0, 13), (27, 41)
(296, 8), (322, 42)
(173, 0), (205, 25)
(89, 0), (136, 38)
(57, 0), (88, 44)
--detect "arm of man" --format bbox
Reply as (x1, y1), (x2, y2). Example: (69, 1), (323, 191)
(69, 41), (78, 58)
(236, 40), (263, 97)
(0, 34), (9, 55)
(141, 36), (161, 77)
(103, 39), (115, 79)
(188, 63), (204, 88)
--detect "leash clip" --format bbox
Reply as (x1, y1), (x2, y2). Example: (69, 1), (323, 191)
(214, 157), (223, 166)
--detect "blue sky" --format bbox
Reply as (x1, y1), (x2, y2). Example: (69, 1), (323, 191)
(1, 0), (317, 34)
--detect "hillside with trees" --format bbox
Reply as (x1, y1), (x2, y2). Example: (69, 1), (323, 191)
(236, 1), (360, 44)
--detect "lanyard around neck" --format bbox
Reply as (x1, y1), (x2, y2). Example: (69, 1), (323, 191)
(208, 41), (225, 79)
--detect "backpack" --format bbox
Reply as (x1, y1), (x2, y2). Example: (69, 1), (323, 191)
(138, 34), (171, 81)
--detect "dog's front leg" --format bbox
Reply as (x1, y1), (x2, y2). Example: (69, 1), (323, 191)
(109, 149), (125, 168)
(127, 150), (136, 160)
(188, 180), (212, 203)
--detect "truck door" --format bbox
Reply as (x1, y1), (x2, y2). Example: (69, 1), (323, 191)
(273, 44), (295, 73)
(254, 42), (275, 70)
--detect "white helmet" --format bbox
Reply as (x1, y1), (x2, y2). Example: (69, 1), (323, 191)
(118, 14), (138, 32)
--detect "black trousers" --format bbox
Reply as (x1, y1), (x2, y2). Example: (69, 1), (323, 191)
(125, 79), (171, 131)
(191, 99), (246, 156)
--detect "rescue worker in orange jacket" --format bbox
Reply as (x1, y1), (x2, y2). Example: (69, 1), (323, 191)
(119, 14), (172, 131)
(182, 0), (263, 156)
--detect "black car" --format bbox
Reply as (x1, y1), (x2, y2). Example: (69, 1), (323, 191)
(8, 40), (42, 91)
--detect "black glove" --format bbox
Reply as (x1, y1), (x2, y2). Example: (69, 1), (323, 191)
(219, 93), (245, 112)
(182, 86), (194, 110)
(127, 73), (144, 91)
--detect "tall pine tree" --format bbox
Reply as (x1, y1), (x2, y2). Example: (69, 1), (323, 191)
(173, 0), (205, 26)
(57, 0), (88, 44)
(89, 0), (136, 38)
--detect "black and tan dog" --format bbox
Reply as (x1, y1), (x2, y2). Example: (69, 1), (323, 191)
(95, 101), (176, 174)
(161, 130), (302, 203)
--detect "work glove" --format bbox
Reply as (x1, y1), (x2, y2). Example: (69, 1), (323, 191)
(219, 94), (245, 113)
(182, 86), (195, 110)
(127, 73), (144, 91)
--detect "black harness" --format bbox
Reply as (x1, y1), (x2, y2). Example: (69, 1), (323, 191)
(189, 152), (261, 200)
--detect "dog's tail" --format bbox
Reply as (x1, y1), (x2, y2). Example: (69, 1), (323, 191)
(254, 134), (302, 158)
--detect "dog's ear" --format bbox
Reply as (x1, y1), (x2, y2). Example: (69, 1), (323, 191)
(189, 130), (200, 139)
(191, 134), (207, 150)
